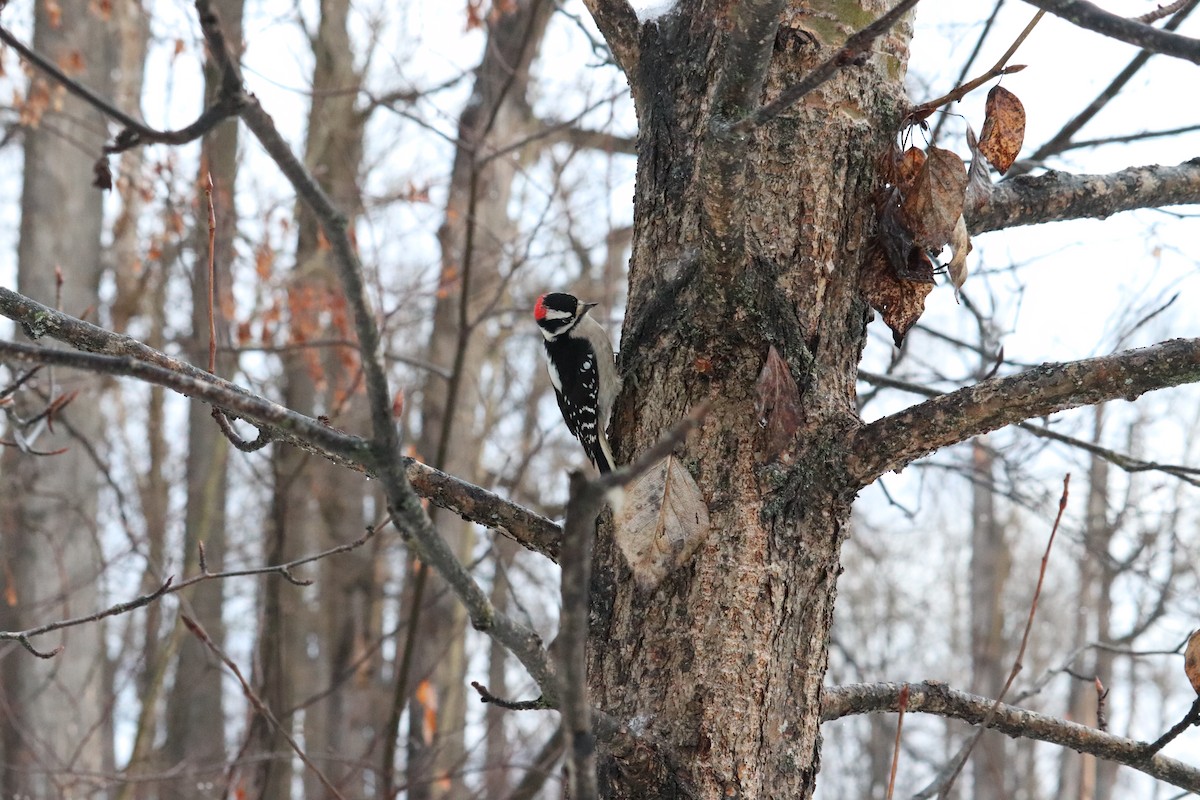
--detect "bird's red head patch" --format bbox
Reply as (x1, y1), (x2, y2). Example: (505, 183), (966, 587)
(534, 294), (548, 321)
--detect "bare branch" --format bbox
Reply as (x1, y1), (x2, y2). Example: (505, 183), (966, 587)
(968, 160), (1200, 234)
(1144, 697), (1200, 757)
(822, 681), (1200, 793)
(181, 616), (347, 799)
(848, 339), (1200, 485)
(1017, 0), (1198, 171)
(0, 305), (562, 556)
(858, 369), (1200, 486)
(0, 22), (244, 153)
(581, 0), (642, 77)
(907, 10), (1041, 123)
(559, 471), (604, 800)
(1020, 0), (1200, 63)
(0, 578), (173, 658)
(1136, 0), (1191, 23)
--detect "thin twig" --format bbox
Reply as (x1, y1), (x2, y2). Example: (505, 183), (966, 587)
(935, 474), (1069, 798)
(0, 578), (174, 658)
(0, 23), (244, 153)
(1143, 696), (1200, 758)
(181, 616), (347, 800)
(907, 10), (1044, 123)
(0, 526), (380, 656)
(205, 173), (217, 374)
(886, 684), (909, 800)
(1135, 0), (1190, 24)
(930, 0), (1007, 144)
(470, 681), (550, 711)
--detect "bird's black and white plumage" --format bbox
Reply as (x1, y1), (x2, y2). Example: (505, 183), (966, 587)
(534, 292), (620, 473)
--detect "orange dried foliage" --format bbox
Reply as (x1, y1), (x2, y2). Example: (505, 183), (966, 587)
(466, 0), (485, 30)
(900, 146), (967, 250)
(978, 86), (1026, 174)
(403, 181), (432, 203)
(45, 0), (63, 28)
(254, 241), (275, 280)
(3, 560), (16, 605)
(416, 679), (438, 743)
(18, 79), (54, 127)
(58, 50), (86, 76)
(861, 245), (933, 347)
(236, 320), (253, 346)
(89, 0), (112, 20)
(1186, 630), (1200, 695)
(437, 264), (459, 299)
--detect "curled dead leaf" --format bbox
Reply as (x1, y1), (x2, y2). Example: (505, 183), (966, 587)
(862, 246), (933, 347)
(896, 147), (926, 192)
(614, 455), (710, 591)
(754, 346), (802, 462)
(1186, 629), (1200, 695)
(978, 86), (1026, 175)
(964, 124), (994, 210)
(946, 214), (971, 298)
(901, 146), (967, 250)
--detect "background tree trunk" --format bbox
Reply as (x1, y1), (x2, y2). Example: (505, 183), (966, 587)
(241, 0), (370, 796)
(162, 0), (244, 788)
(0, 0), (118, 795)
(406, 2), (553, 796)
(969, 438), (1010, 800)
(590, 3), (913, 796)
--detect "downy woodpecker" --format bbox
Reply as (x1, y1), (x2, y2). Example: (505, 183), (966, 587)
(534, 292), (620, 473)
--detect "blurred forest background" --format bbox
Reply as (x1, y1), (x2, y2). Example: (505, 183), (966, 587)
(0, 0), (1197, 798)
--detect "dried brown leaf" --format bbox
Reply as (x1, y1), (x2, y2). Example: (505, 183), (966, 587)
(862, 246), (933, 347)
(1186, 629), (1200, 695)
(978, 86), (1025, 175)
(901, 146), (967, 250)
(964, 124), (994, 210)
(895, 146), (926, 193)
(614, 455), (710, 591)
(754, 345), (802, 462)
(946, 214), (971, 297)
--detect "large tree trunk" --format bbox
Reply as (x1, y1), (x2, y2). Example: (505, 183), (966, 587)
(590, 3), (912, 796)
(0, 0), (118, 795)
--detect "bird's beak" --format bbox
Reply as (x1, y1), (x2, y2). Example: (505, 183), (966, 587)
(581, 302), (598, 316)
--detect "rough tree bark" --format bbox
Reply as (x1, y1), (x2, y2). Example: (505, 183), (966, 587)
(589, 2), (914, 796)
(579, 0), (1200, 797)
(0, 0), (118, 796)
